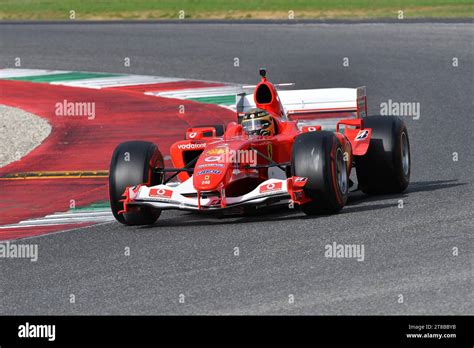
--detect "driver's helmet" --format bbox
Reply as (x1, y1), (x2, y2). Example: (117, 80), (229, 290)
(241, 108), (275, 136)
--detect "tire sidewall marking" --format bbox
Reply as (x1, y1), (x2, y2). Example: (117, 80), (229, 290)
(330, 140), (345, 206)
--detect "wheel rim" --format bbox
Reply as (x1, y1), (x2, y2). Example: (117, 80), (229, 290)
(335, 148), (347, 194)
(401, 132), (410, 176)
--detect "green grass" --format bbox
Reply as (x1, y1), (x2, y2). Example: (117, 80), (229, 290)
(0, 0), (473, 20)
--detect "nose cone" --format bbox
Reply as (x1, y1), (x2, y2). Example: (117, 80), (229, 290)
(193, 146), (229, 191)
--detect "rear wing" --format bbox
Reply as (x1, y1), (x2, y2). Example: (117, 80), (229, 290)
(236, 86), (367, 126)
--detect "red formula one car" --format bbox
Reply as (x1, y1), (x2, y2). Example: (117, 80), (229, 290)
(109, 69), (410, 225)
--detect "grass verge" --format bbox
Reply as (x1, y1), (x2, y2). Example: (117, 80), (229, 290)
(0, 0), (473, 20)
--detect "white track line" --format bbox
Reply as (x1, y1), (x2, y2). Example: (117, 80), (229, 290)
(51, 75), (185, 89)
(146, 86), (243, 99)
(43, 211), (112, 219)
(0, 68), (71, 78)
(0, 210), (114, 229)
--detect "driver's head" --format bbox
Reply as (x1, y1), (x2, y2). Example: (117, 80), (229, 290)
(242, 108), (275, 136)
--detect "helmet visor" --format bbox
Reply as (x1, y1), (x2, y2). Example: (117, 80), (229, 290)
(242, 118), (270, 134)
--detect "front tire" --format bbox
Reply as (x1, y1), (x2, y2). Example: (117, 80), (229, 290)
(292, 131), (349, 215)
(109, 141), (164, 225)
(355, 116), (410, 194)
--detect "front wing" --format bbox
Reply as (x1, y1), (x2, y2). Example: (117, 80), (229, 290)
(121, 177), (308, 213)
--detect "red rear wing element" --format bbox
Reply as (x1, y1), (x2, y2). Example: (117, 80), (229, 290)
(336, 119), (372, 156)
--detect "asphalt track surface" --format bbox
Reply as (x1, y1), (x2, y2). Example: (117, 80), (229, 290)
(0, 22), (473, 314)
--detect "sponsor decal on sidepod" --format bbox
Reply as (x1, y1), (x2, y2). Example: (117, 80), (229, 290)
(206, 148), (226, 156)
(197, 163), (225, 168)
(204, 155), (222, 162)
(197, 169), (221, 175)
(177, 142), (206, 150)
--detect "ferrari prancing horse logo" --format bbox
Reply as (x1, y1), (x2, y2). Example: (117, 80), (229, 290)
(267, 143), (273, 159)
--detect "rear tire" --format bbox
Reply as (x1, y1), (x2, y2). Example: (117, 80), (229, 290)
(109, 141), (164, 225)
(355, 116), (410, 194)
(292, 131), (348, 215)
